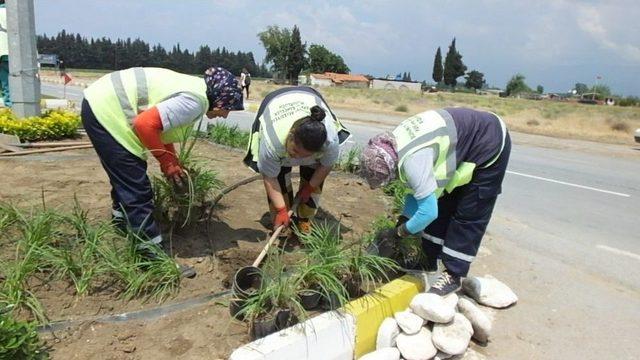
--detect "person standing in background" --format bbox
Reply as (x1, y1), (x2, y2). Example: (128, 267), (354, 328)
(0, 0), (11, 107)
(240, 67), (251, 100)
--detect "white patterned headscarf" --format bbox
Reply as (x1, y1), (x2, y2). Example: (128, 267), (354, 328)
(359, 132), (399, 189)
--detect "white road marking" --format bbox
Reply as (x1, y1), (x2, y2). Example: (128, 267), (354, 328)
(596, 245), (640, 261)
(506, 170), (631, 198)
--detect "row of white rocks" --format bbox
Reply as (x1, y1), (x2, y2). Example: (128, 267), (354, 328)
(359, 276), (518, 360)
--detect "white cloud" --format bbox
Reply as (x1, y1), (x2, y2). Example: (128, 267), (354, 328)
(576, 3), (640, 62)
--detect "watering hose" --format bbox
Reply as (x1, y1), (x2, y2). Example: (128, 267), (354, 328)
(37, 290), (230, 333)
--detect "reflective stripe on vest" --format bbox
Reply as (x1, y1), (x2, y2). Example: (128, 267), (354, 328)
(261, 90), (327, 155)
(396, 109), (458, 195)
(248, 88), (350, 161)
(83, 67), (208, 159)
(110, 67), (149, 121)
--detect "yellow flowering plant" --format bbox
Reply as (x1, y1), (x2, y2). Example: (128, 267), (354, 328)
(0, 108), (80, 141)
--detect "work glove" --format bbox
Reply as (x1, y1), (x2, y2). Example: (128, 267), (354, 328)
(273, 206), (291, 230)
(158, 153), (187, 190)
(296, 183), (315, 204)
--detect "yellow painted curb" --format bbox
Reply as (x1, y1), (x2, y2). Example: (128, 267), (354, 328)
(344, 275), (424, 358)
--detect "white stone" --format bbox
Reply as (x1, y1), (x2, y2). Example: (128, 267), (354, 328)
(396, 327), (437, 360)
(410, 293), (456, 323)
(432, 313), (473, 355)
(434, 351), (453, 360)
(443, 293), (459, 309)
(394, 310), (424, 335)
(462, 276), (518, 308)
(377, 317), (401, 349)
(457, 297), (492, 343)
(358, 347), (401, 360)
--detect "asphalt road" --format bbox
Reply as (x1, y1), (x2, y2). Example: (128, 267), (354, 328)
(44, 83), (640, 358)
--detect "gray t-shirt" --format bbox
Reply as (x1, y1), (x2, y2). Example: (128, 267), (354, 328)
(155, 93), (206, 130)
(258, 119), (340, 178)
(401, 147), (437, 200)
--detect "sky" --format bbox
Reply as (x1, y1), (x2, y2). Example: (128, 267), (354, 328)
(34, 0), (640, 96)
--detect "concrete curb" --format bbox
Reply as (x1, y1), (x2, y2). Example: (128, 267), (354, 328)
(229, 275), (424, 360)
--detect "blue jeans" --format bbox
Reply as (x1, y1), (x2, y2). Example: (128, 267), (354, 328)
(81, 99), (160, 243)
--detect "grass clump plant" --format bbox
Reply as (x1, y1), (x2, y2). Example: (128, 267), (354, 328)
(153, 123), (224, 227)
(0, 202), (184, 324)
(207, 122), (250, 149)
(334, 146), (361, 174)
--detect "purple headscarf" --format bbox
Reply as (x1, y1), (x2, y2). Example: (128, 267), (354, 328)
(359, 132), (399, 189)
(204, 67), (244, 111)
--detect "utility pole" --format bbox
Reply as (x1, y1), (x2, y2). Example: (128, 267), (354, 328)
(6, 0), (40, 117)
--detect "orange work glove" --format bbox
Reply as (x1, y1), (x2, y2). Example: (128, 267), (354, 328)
(158, 153), (186, 189)
(297, 183), (315, 203)
(274, 206), (291, 230)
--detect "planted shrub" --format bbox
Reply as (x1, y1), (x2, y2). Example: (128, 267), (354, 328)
(0, 314), (45, 360)
(395, 104), (409, 112)
(0, 108), (80, 141)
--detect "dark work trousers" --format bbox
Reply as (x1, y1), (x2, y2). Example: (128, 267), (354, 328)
(422, 132), (511, 277)
(81, 99), (161, 243)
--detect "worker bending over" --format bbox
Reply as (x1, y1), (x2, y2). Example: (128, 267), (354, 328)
(360, 107), (510, 296)
(82, 67), (243, 277)
(243, 87), (350, 236)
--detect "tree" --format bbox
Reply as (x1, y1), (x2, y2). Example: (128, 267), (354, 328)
(258, 26), (292, 78)
(505, 73), (531, 96)
(536, 85), (544, 94)
(432, 47), (443, 83)
(286, 25), (306, 84)
(591, 84), (611, 99)
(307, 44), (350, 73)
(574, 83), (589, 95)
(407, 72), (412, 82)
(464, 70), (485, 90)
(443, 38), (467, 88)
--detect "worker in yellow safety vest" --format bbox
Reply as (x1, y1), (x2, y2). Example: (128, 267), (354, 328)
(243, 86), (350, 238)
(82, 67), (243, 278)
(360, 107), (510, 296)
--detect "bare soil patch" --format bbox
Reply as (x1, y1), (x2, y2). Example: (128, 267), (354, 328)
(0, 140), (387, 359)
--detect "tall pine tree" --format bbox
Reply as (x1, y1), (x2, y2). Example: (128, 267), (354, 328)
(443, 38), (467, 88)
(432, 47), (443, 84)
(286, 25), (306, 84)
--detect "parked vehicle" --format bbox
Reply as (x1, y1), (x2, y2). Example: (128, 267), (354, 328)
(635, 128), (640, 143)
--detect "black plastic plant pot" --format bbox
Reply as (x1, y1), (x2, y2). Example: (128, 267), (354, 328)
(346, 279), (364, 298)
(299, 290), (322, 310)
(250, 316), (277, 340)
(229, 266), (262, 319)
(321, 292), (344, 311)
(250, 308), (298, 340)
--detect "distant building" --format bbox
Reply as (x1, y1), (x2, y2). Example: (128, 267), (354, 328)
(371, 78), (421, 92)
(309, 72), (370, 88)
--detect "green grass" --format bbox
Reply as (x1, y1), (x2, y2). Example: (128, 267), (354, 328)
(208, 122), (250, 149)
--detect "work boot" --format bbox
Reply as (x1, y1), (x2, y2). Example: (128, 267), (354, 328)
(295, 218), (312, 235)
(427, 269), (461, 296)
(136, 242), (197, 279)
